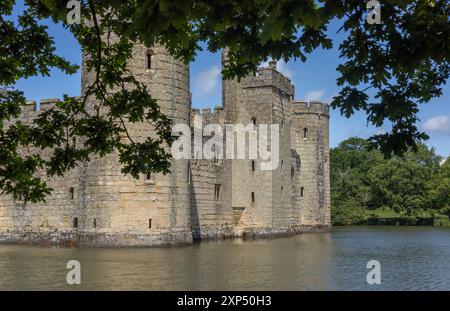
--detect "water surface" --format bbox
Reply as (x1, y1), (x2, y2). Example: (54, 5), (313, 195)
(1, 226), (449, 290)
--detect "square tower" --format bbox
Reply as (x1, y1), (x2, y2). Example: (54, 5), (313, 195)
(222, 53), (300, 235)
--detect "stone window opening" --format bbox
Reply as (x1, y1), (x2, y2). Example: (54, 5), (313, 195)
(281, 120), (284, 131)
(251, 160), (255, 172)
(93, 219), (97, 229)
(212, 145), (219, 164)
(251, 192), (255, 203)
(146, 50), (153, 70)
(251, 117), (256, 125)
(281, 186), (284, 201)
(148, 218), (152, 229)
(303, 127), (308, 139)
(69, 187), (74, 199)
(301, 187), (305, 197)
(187, 162), (191, 184)
(73, 217), (78, 228)
(281, 160), (284, 172)
(214, 184), (221, 202)
(291, 166), (295, 179)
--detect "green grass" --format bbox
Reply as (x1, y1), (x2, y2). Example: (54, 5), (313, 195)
(367, 208), (450, 226)
(367, 207), (399, 218)
(332, 204), (450, 226)
(434, 215), (450, 227)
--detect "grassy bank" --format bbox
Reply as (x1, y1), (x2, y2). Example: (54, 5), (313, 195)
(332, 207), (450, 226)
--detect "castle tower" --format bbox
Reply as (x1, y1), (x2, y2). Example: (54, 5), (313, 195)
(222, 51), (299, 235)
(291, 101), (331, 228)
(81, 43), (192, 246)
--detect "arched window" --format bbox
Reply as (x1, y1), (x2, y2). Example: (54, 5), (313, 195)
(303, 127), (308, 139)
(300, 187), (305, 197)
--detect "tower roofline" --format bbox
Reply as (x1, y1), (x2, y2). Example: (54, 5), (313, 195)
(292, 100), (330, 116)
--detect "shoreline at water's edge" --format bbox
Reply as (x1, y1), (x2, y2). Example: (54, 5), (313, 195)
(332, 216), (450, 227)
(0, 225), (331, 248)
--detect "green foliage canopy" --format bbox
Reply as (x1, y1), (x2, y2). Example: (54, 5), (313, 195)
(330, 137), (449, 224)
(1, 0), (449, 202)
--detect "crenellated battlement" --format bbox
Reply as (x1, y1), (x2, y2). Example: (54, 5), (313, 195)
(20, 98), (61, 114)
(22, 100), (37, 113)
(39, 98), (61, 111)
(15, 98), (59, 121)
(16, 97), (86, 120)
(240, 61), (295, 97)
(292, 100), (330, 116)
(190, 106), (225, 125)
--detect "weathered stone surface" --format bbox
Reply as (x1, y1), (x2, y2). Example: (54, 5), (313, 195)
(0, 46), (330, 247)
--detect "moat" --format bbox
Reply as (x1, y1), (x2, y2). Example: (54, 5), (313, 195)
(1, 226), (450, 290)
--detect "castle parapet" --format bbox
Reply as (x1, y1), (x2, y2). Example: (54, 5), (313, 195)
(24, 101), (38, 112)
(14, 97), (71, 122)
(292, 100), (330, 117)
(240, 61), (295, 97)
(190, 106), (225, 126)
(39, 98), (61, 111)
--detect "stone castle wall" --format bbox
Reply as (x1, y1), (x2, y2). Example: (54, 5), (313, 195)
(0, 99), (84, 245)
(0, 46), (331, 247)
(291, 101), (331, 228)
(189, 107), (235, 240)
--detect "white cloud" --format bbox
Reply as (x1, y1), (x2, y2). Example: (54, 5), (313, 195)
(277, 60), (294, 79)
(303, 89), (326, 102)
(193, 65), (221, 97)
(423, 116), (450, 135)
(260, 59), (294, 79)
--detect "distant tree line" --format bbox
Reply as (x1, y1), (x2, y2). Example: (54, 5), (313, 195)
(331, 137), (450, 225)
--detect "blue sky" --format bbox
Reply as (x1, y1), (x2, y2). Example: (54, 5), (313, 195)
(11, 4), (450, 157)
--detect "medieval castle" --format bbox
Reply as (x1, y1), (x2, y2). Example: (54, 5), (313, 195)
(0, 44), (330, 247)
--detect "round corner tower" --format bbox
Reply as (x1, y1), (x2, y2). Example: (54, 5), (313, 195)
(291, 100), (331, 229)
(81, 43), (192, 246)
